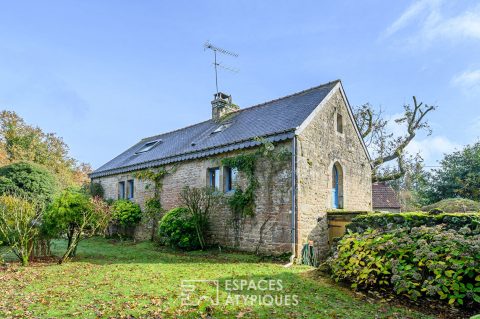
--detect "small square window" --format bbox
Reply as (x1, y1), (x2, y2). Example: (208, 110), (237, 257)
(336, 113), (343, 133)
(127, 180), (134, 199)
(208, 167), (220, 190)
(225, 167), (238, 192)
(118, 181), (126, 199)
(135, 140), (161, 154)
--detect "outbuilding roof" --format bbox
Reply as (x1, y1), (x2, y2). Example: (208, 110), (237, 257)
(372, 182), (401, 209)
(91, 80), (339, 178)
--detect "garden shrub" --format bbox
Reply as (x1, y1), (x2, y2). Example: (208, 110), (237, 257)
(347, 211), (480, 234)
(158, 207), (200, 250)
(421, 198), (480, 213)
(328, 225), (480, 307)
(112, 200), (142, 227)
(89, 182), (105, 199)
(0, 161), (58, 207)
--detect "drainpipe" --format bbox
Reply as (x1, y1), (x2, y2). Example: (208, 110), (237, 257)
(285, 136), (297, 267)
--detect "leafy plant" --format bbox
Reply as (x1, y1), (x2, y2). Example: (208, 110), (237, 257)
(0, 195), (41, 266)
(328, 225), (480, 307)
(89, 182), (105, 199)
(421, 198), (480, 213)
(112, 200), (142, 227)
(158, 207), (200, 250)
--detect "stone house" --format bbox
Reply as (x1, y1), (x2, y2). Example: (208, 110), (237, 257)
(90, 80), (372, 259)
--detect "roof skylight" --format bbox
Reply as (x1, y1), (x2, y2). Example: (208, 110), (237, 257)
(211, 123), (232, 134)
(135, 140), (161, 154)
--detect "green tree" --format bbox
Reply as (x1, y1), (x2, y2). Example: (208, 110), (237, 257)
(422, 142), (480, 204)
(44, 189), (111, 264)
(0, 195), (41, 266)
(0, 161), (58, 206)
(0, 110), (91, 187)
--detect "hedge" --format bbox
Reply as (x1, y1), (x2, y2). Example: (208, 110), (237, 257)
(347, 212), (480, 234)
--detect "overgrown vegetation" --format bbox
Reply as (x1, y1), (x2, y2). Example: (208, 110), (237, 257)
(158, 207), (200, 250)
(328, 225), (480, 308)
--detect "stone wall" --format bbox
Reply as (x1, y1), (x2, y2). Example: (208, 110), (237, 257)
(92, 141), (293, 255)
(296, 87), (372, 259)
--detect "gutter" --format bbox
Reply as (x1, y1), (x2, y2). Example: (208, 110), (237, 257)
(285, 136), (297, 267)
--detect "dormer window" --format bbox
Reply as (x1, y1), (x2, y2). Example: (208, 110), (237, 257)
(136, 140), (161, 154)
(336, 113), (343, 134)
(211, 123), (231, 134)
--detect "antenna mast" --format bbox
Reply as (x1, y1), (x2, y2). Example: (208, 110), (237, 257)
(204, 41), (238, 93)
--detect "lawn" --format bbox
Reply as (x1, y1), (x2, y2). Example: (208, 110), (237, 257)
(0, 238), (433, 319)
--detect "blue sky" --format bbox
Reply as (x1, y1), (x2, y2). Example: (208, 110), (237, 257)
(0, 0), (479, 169)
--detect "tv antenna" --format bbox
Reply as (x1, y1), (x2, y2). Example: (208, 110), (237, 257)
(204, 41), (239, 93)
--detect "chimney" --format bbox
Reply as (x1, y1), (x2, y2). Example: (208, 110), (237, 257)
(211, 92), (239, 122)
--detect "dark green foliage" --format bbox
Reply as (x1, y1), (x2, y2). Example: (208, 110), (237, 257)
(328, 225), (480, 307)
(158, 207), (200, 250)
(422, 142), (480, 203)
(89, 182), (104, 198)
(112, 200), (142, 227)
(421, 198), (480, 213)
(0, 161), (58, 206)
(347, 211), (480, 234)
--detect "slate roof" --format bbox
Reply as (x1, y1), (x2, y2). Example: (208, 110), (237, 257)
(91, 80), (339, 178)
(372, 182), (401, 209)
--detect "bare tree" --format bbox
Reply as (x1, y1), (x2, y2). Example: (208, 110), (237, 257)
(180, 187), (220, 250)
(354, 96), (436, 182)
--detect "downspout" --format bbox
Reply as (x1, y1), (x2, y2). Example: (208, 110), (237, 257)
(285, 136), (297, 267)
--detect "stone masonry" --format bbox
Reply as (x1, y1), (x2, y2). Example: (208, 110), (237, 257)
(296, 88), (372, 258)
(92, 141), (293, 255)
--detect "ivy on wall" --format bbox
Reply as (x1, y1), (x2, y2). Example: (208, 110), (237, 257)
(221, 137), (291, 219)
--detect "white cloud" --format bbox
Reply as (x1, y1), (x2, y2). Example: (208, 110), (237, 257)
(451, 68), (480, 94)
(406, 136), (461, 166)
(383, 1), (480, 46)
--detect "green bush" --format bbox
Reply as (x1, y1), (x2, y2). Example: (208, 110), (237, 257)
(0, 161), (58, 206)
(328, 225), (480, 307)
(89, 182), (105, 199)
(158, 207), (200, 250)
(347, 211), (480, 234)
(421, 198), (480, 213)
(112, 200), (142, 227)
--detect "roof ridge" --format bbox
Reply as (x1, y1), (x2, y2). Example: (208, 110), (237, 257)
(140, 79), (340, 142)
(233, 79), (341, 113)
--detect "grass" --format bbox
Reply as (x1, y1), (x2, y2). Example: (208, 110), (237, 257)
(0, 238), (433, 319)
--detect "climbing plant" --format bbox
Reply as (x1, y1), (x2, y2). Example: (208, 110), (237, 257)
(134, 166), (176, 241)
(221, 138), (291, 247)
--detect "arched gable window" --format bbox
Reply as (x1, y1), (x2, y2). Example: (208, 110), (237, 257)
(336, 113), (343, 133)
